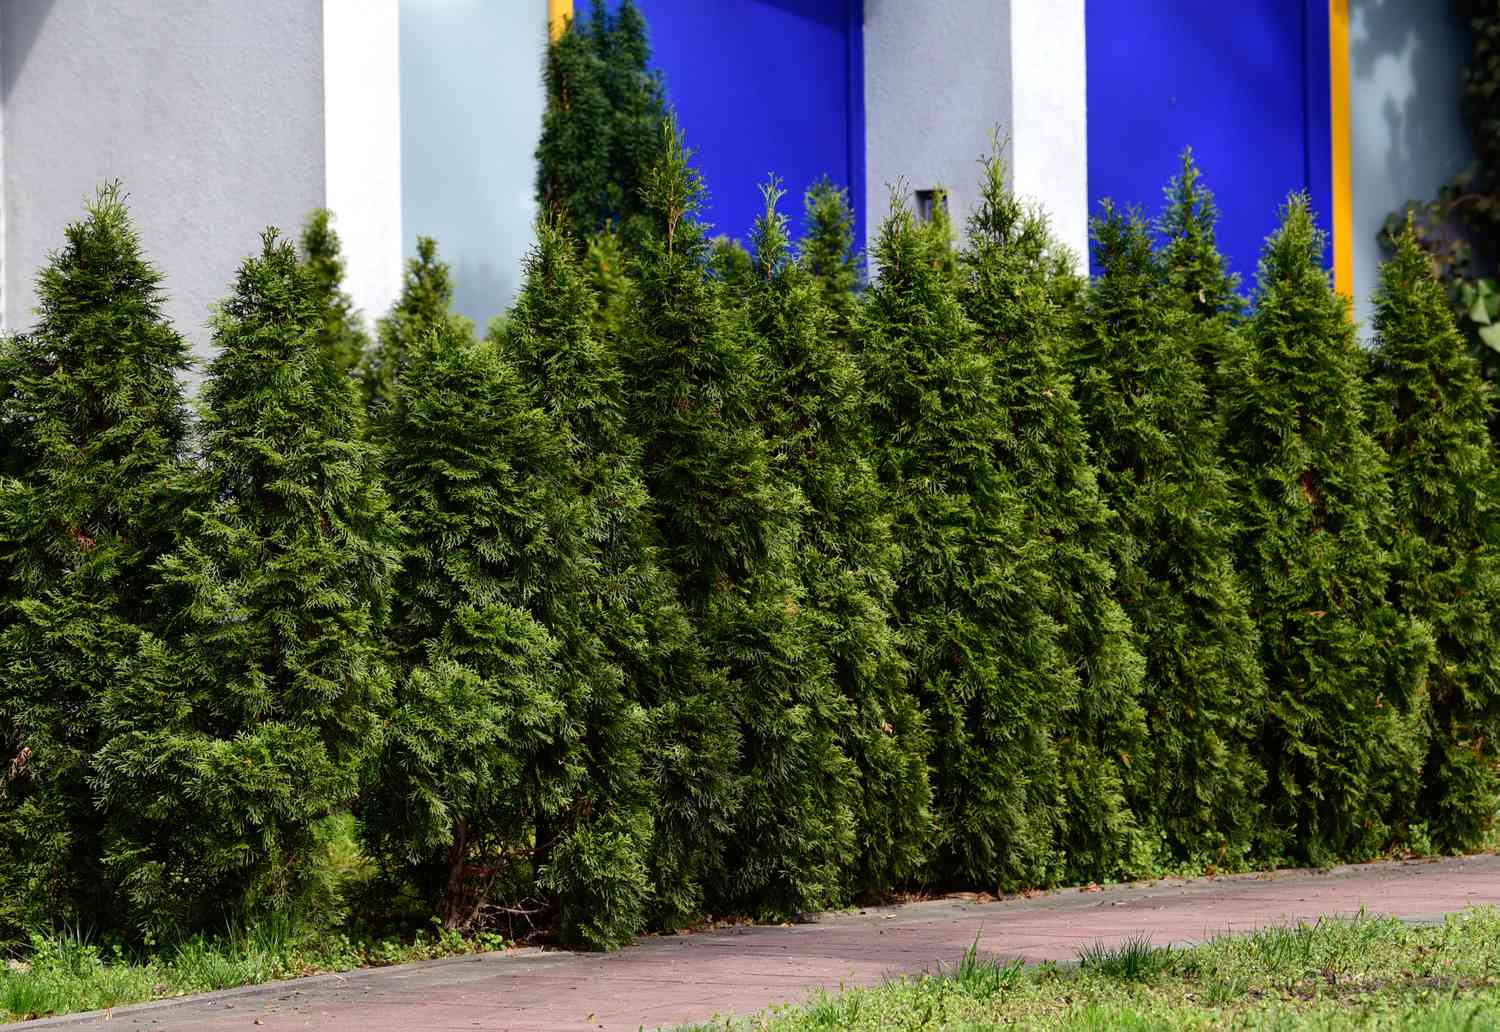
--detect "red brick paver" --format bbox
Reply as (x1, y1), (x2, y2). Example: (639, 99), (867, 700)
(21, 854), (1500, 1032)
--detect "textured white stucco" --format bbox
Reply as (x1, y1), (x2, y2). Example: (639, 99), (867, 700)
(863, 0), (1088, 272)
(399, 0), (546, 328)
(2, 0), (327, 359)
(324, 0), (403, 329)
(1010, 0), (1088, 269)
(1349, 0), (1471, 331)
(863, 0), (1010, 266)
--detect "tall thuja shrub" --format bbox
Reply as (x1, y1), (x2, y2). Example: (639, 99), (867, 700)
(0, 187), (192, 936)
(1157, 151), (1247, 403)
(862, 190), (1077, 889)
(503, 217), (726, 946)
(743, 183), (931, 894)
(958, 156), (1150, 883)
(1073, 206), (1267, 866)
(360, 237), (469, 420)
(620, 122), (855, 917)
(536, 0), (666, 241)
(300, 209), (369, 377)
(1223, 197), (1431, 863)
(801, 178), (863, 348)
(1367, 228), (1500, 850)
(362, 318), (590, 935)
(93, 232), (397, 932)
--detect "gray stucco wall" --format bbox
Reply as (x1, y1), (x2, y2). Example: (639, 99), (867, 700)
(399, 0), (545, 329)
(1350, 0), (1472, 330)
(862, 0), (1011, 266)
(2, 0), (326, 360)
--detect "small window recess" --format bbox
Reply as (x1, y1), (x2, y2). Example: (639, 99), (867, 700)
(915, 188), (947, 223)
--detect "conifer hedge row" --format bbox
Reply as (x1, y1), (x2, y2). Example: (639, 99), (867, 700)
(4, 128), (1499, 951)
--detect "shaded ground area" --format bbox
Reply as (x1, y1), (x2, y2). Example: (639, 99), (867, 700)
(20, 854), (1500, 1032)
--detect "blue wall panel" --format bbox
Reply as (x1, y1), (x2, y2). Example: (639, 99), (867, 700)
(612, 1), (864, 253)
(1085, 1), (1333, 285)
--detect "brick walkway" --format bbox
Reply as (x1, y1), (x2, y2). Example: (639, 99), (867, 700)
(23, 854), (1500, 1031)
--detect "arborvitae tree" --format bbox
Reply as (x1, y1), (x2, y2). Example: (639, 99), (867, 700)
(362, 316), (594, 935)
(91, 232), (397, 932)
(801, 178), (863, 348)
(536, 0), (666, 242)
(1223, 197), (1432, 863)
(620, 122), (856, 917)
(862, 189), (1077, 889)
(1367, 227), (1500, 851)
(1073, 205), (1268, 866)
(300, 208), (369, 377)
(958, 156), (1152, 883)
(1157, 150), (1247, 402)
(0, 186), (192, 937)
(742, 182), (932, 894)
(503, 217), (729, 946)
(582, 228), (632, 344)
(359, 237), (470, 420)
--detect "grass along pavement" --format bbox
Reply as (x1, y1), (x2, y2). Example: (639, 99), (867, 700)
(0, 916), (508, 1025)
(679, 907), (1500, 1031)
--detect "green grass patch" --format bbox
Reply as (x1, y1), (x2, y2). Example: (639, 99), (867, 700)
(681, 907), (1500, 1030)
(0, 917), (508, 1024)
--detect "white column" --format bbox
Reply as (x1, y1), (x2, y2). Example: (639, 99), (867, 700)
(322, 0), (404, 326)
(1009, 0), (1089, 271)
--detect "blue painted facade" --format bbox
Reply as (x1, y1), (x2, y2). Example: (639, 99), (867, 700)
(623, 1), (866, 250)
(1084, 1), (1334, 282)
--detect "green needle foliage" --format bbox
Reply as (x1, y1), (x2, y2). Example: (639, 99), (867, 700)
(299, 209), (369, 378)
(1223, 197), (1433, 863)
(362, 317), (590, 935)
(801, 178), (863, 348)
(1367, 227), (1500, 851)
(745, 181), (932, 895)
(504, 216), (717, 947)
(1157, 151), (1247, 404)
(536, 0), (667, 242)
(1074, 205), (1267, 867)
(959, 154), (1151, 883)
(862, 188), (1077, 890)
(359, 238), (471, 423)
(620, 122), (855, 918)
(92, 231), (396, 935)
(0, 186), (192, 939)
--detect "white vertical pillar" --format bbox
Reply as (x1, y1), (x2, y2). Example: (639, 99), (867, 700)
(1009, 0), (1089, 271)
(322, 0), (403, 325)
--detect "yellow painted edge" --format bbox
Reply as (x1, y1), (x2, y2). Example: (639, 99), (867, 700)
(549, 0), (573, 42)
(1329, 0), (1354, 299)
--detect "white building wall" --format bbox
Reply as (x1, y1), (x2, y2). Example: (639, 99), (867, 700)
(862, 0), (1088, 271)
(324, 0), (404, 329)
(1, 0), (327, 359)
(399, 0), (546, 329)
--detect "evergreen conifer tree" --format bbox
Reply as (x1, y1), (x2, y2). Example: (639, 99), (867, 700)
(620, 122), (856, 917)
(362, 315), (595, 935)
(359, 237), (470, 420)
(536, 0), (666, 242)
(300, 208), (369, 377)
(1223, 197), (1432, 862)
(743, 182), (931, 894)
(503, 217), (733, 946)
(90, 231), (397, 932)
(1073, 205), (1268, 865)
(1157, 151), (1247, 402)
(862, 189), (1077, 889)
(801, 178), (862, 348)
(1367, 227), (1500, 850)
(0, 186), (192, 937)
(958, 156), (1152, 882)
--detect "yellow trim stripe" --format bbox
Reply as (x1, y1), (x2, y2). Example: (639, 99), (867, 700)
(549, 0), (573, 42)
(1329, 0), (1354, 299)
